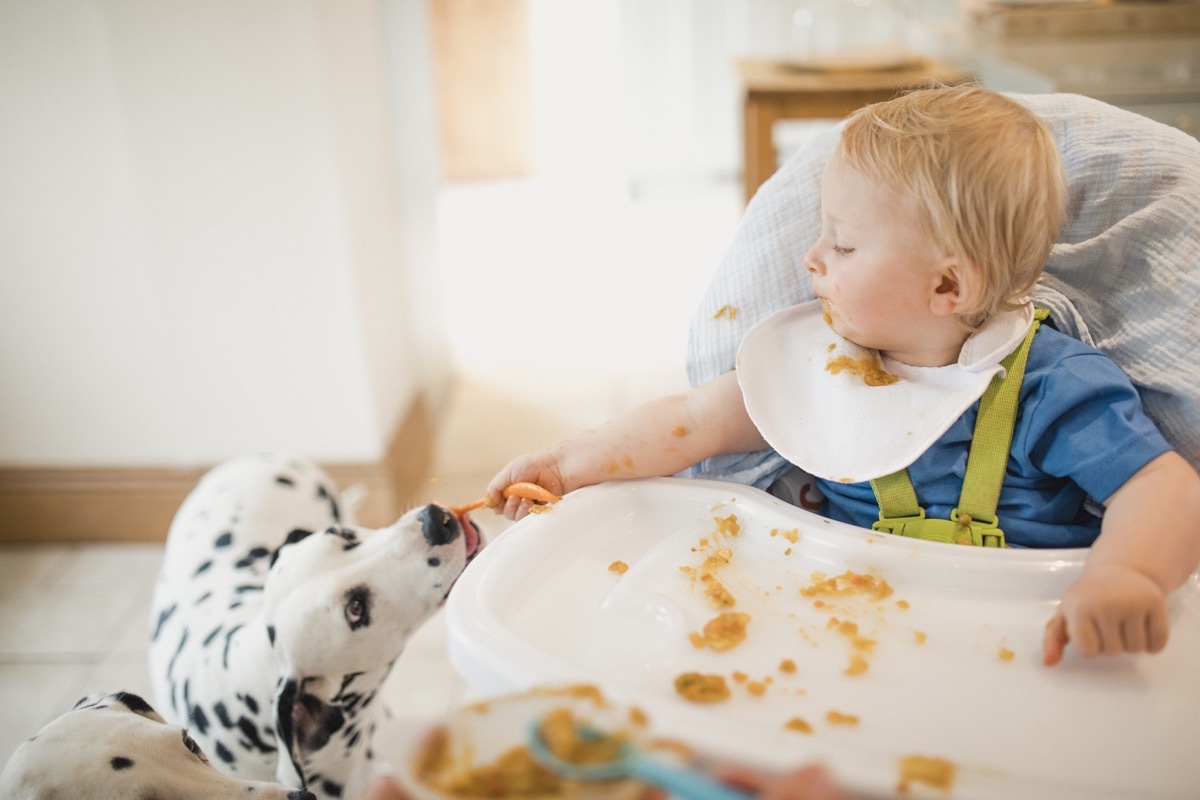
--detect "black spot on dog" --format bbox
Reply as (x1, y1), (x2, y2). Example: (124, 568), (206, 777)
(237, 716), (277, 754)
(110, 756), (134, 771)
(223, 624), (243, 670)
(195, 590), (213, 605)
(214, 739), (236, 764)
(191, 704), (210, 735)
(241, 693), (260, 714)
(317, 484), (340, 522)
(234, 584), (264, 594)
(214, 701), (235, 729)
(321, 779), (344, 798)
(336, 673), (363, 695)
(203, 625), (224, 648)
(167, 629), (189, 683)
(215, 531), (234, 548)
(194, 560), (213, 578)
(427, 557), (441, 567)
(267, 625), (276, 646)
(151, 604), (177, 642)
(235, 547), (272, 569)
(275, 475), (296, 487)
(114, 692), (157, 718)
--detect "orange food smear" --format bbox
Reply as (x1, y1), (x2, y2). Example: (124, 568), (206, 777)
(825, 710), (860, 727)
(785, 717), (813, 734)
(826, 352), (901, 387)
(698, 612), (751, 652)
(897, 755), (956, 795)
(674, 672), (730, 703)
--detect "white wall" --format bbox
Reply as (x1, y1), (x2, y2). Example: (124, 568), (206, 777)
(0, 0), (444, 467)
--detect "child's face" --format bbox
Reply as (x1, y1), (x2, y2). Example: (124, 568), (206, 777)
(804, 151), (954, 365)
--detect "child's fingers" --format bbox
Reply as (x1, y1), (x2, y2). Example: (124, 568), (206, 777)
(1147, 605), (1170, 654)
(1121, 615), (1149, 653)
(1095, 614), (1126, 656)
(1042, 612), (1068, 666)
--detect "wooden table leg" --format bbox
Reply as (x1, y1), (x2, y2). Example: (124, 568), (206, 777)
(743, 97), (780, 204)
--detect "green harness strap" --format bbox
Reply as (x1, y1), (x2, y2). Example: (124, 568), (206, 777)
(870, 309), (1050, 548)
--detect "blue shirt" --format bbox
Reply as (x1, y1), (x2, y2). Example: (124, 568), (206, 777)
(815, 324), (1172, 548)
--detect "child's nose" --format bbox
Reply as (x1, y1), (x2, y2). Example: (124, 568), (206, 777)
(803, 245), (824, 275)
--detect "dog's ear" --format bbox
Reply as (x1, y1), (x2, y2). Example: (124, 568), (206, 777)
(273, 677), (346, 786)
(269, 528), (316, 569)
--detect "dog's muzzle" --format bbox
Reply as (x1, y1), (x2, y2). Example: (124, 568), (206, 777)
(420, 504), (483, 561)
(420, 505), (459, 547)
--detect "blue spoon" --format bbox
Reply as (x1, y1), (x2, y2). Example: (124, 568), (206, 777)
(527, 719), (752, 800)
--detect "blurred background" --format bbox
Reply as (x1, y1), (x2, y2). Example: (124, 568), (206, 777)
(1, 0), (1198, 541)
(1, 0), (1198, 776)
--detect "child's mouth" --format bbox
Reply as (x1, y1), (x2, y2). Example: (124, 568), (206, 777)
(818, 297), (834, 327)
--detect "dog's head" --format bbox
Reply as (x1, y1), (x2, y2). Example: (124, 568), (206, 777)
(263, 503), (482, 785)
(0, 692), (315, 800)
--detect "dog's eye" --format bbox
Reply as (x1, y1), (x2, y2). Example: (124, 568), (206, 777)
(181, 729), (208, 763)
(343, 585), (372, 630)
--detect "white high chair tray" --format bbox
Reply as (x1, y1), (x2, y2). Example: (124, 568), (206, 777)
(445, 478), (1200, 799)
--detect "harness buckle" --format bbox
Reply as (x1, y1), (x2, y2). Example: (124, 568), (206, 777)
(950, 508), (1006, 548)
(874, 508), (1006, 548)
(872, 509), (927, 537)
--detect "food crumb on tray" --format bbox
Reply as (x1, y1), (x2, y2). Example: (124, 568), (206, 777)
(785, 716), (814, 734)
(693, 611), (751, 652)
(825, 710), (860, 727)
(674, 672), (731, 703)
(897, 754), (956, 795)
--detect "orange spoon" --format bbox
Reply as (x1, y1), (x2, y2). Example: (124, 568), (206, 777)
(451, 482), (561, 515)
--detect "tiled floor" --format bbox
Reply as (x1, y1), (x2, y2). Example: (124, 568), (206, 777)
(0, 175), (739, 775)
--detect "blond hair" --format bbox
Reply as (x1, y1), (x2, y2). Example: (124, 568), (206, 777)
(837, 83), (1066, 330)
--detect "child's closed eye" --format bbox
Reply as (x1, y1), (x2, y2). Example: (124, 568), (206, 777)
(832, 245), (855, 256)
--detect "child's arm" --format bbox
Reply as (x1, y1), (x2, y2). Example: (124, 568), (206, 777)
(1043, 451), (1200, 665)
(486, 371), (768, 519)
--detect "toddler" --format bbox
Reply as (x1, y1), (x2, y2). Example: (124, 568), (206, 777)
(486, 85), (1200, 666)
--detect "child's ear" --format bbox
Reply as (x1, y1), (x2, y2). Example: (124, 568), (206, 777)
(928, 256), (980, 317)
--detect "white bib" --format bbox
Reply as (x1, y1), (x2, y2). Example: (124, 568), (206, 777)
(737, 300), (1033, 484)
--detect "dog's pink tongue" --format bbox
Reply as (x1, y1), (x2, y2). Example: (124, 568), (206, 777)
(457, 511), (482, 558)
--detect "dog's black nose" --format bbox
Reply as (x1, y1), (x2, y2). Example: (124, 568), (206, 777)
(287, 791), (317, 800)
(419, 504), (459, 547)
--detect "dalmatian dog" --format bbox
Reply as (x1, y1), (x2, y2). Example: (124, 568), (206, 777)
(148, 454), (481, 800)
(0, 691), (315, 799)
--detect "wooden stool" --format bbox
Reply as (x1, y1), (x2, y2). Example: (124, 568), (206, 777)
(737, 57), (973, 203)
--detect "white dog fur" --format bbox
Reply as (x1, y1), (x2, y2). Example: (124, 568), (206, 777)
(146, 454), (481, 800)
(0, 691), (316, 800)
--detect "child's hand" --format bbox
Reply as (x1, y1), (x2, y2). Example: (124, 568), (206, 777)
(1042, 563), (1170, 666)
(486, 450), (567, 521)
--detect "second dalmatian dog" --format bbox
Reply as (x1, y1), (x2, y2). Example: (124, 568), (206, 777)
(148, 454), (481, 800)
